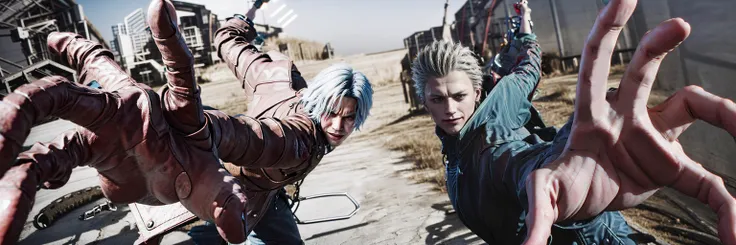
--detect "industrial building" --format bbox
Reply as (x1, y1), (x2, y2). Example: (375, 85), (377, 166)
(108, 1), (286, 86)
(0, 0), (108, 98)
(450, 0), (641, 73)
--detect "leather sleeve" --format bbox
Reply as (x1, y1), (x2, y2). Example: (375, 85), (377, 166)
(46, 32), (136, 91)
(149, 3), (205, 135)
(205, 109), (323, 169)
(214, 18), (269, 92)
(16, 130), (93, 189)
(0, 76), (118, 172)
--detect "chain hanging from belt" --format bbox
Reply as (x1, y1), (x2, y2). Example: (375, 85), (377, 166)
(287, 180), (304, 212)
(32, 186), (117, 230)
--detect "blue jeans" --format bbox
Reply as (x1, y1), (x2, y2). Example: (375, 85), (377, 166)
(547, 211), (635, 245)
(188, 189), (303, 245)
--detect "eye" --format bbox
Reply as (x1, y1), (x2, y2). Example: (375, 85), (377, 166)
(430, 97), (443, 103)
(453, 94), (466, 101)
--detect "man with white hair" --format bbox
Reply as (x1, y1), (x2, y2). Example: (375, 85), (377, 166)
(0, 0), (372, 244)
(182, 1), (374, 244)
(409, 1), (639, 244)
(410, 0), (736, 244)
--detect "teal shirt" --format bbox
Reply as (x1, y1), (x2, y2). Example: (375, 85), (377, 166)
(438, 33), (635, 244)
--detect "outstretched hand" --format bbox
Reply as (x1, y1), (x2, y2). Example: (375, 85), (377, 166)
(522, 0), (736, 244)
(0, 0), (249, 244)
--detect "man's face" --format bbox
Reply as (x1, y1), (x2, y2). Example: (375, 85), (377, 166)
(424, 71), (481, 136)
(320, 97), (358, 147)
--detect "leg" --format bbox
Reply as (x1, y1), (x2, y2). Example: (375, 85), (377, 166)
(246, 189), (303, 245)
(187, 221), (225, 245)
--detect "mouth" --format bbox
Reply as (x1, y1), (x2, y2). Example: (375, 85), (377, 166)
(327, 132), (345, 141)
(442, 118), (463, 125)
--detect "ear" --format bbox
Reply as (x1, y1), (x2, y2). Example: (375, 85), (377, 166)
(474, 87), (482, 103)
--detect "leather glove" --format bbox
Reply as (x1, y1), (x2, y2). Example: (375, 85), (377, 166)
(0, 1), (249, 243)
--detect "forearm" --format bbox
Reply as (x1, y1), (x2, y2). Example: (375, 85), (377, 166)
(148, 0), (205, 134)
(214, 17), (261, 82)
(246, 6), (257, 20)
(17, 130), (91, 189)
(500, 34), (542, 97)
(520, 13), (532, 35)
(206, 110), (320, 169)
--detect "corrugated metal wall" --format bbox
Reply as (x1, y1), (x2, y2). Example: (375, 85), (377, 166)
(637, 0), (736, 179)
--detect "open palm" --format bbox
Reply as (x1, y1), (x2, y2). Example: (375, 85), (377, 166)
(522, 0), (736, 244)
(0, 1), (249, 243)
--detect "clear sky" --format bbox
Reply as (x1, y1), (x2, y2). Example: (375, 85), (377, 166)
(77, 0), (467, 55)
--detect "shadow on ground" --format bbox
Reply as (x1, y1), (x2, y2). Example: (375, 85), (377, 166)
(19, 202), (138, 245)
(424, 201), (483, 245)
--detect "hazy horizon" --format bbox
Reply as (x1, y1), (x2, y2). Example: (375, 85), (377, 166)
(77, 0), (467, 56)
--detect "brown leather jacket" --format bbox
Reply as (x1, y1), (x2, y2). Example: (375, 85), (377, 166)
(126, 14), (327, 244)
(3, 8), (327, 245)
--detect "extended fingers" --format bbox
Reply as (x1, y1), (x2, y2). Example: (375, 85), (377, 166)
(618, 18), (691, 112)
(576, 0), (637, 121)
(0, 163), (39, 244)
(670, 157), (736, 244)
(522, 168), (558, 245)
(18, 130), (93, 189)
(0, 76), (117, 173)
(47, 32), (136, 91)
(147, 0), (205, 134)
(179, 164), (246, 244)
(651, 85), (736, 140)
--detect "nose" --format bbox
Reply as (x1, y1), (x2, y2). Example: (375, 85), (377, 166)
(331, 116), (344, 132)
(445, 100), (458, 117)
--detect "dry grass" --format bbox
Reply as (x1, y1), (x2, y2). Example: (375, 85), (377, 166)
(370, 65), (401, 87)
(262, 37), (326, 61)
(610, 64), (627, 75)
(366, 110), (447, 192)
(385, 128), (447, 192)
(199, 64), (238, 85)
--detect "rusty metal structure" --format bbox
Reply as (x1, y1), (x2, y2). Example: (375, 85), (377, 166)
(172, 0), (219, 68)
(400, 26), (450, 111)
(0, 0), (108, 98)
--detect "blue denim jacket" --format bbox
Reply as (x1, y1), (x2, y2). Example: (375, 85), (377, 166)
(438, 33), (635, 245)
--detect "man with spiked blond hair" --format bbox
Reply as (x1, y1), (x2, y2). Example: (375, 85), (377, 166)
(411, 0), (736, 244)
(410, 1), (637, 244)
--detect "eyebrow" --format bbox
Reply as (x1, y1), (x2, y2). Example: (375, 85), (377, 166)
(430, 92), (466, 98)
(450, 92), (467, 97)
(330, 109), (356, 117)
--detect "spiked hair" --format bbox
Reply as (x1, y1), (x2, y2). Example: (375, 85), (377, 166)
(300, 63), (373, 130)
(411, 40), (483, 102)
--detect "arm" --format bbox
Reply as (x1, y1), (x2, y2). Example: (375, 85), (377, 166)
(206, 110), (323, 169)
(214, 15), (265, 86)
(147, 0), (205, 135)
(499, 33), (542, 100)
(247, 0), (269, 20)
(472, 34), (542, 132)
(518, 0), (533, 35)
(246, 5), (257, 20)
